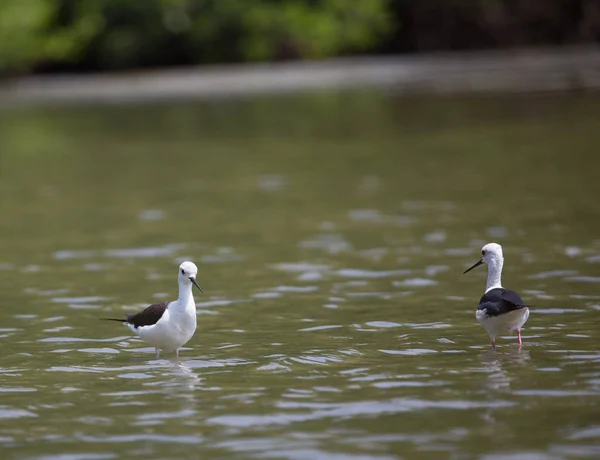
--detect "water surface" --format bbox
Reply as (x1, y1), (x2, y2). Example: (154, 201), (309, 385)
(0, 91), (599, 459)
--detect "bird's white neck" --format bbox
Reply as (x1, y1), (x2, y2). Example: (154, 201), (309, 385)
(176, 280), (195, 307)
(485, 258), (503, 293)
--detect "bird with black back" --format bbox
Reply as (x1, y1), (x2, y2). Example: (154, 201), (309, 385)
(102, 261), (203, 358)
(463, 243), (530, 349)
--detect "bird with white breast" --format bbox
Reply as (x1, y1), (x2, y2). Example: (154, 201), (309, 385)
(102, 261), (203, 358)
(463, 243), (530, 349)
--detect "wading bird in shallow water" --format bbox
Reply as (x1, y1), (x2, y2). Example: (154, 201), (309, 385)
(463, 243), (530, 349)
(102, 261), (203, 358)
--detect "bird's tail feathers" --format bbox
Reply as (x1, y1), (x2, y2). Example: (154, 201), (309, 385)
(100, 317), (126, 322)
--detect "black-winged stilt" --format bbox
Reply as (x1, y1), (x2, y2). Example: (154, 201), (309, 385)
(102, 261), (203, 358)
(463, 243), (530, 349)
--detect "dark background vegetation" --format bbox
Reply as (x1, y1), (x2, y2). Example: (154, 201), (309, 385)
(1, 0), (599, 76)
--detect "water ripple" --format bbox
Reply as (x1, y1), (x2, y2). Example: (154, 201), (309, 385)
(335, 269), (412, 278)
(77, 434), (203, 443)
(207, 398), (515, 427)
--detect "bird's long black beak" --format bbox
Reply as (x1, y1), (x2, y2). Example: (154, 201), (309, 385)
(190, 277), (204, 293)
(463, 259), (484, 274)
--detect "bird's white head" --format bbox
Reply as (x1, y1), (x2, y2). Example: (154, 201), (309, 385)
(178, 261), (203, 293)
(463, 242), (504, 274)
(463, 242), (505, 292)
(481, 242), (503, 265)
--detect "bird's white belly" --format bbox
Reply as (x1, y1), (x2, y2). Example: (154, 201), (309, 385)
(135, 309), (197, 352)
(476, 307), (529, 340)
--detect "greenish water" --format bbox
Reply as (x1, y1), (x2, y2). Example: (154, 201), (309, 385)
(0, 91), (599, 460)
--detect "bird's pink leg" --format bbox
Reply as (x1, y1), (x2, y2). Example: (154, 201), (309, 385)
(517, 330), (523, 347)
(491, 339), (496, 350)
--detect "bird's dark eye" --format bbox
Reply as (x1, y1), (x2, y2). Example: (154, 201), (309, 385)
(181, 269), (185, 274)
(481, 250), (486, 255)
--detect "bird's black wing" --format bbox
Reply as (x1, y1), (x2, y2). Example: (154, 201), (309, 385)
(101, 301), (169, 328)
(477, 288), (527, 317)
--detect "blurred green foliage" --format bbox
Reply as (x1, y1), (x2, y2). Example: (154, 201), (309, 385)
(0, 0), (392, 75)
(0, 0), (597, 76)
(0, 0), (100, 74)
